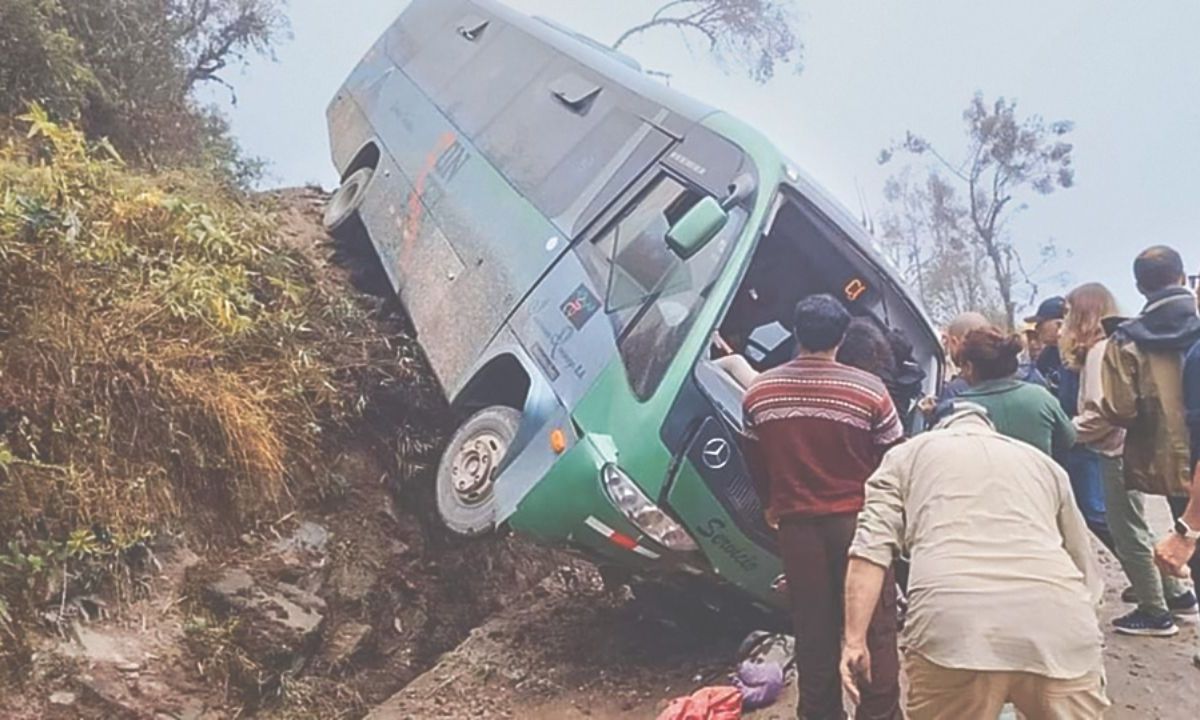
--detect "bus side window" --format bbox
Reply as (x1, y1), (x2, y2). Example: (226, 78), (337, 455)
(575, 173), (742, 399)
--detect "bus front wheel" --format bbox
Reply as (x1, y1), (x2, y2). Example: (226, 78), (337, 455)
(435, 406), (521, 537)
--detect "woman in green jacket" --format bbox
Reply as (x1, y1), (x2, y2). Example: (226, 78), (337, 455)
(956, 327), (1077, 458)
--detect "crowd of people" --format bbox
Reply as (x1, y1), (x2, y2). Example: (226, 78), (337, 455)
(741, 245), (1200, 719)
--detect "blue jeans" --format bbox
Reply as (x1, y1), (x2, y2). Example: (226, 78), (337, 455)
(1066, 447), (1116, 554)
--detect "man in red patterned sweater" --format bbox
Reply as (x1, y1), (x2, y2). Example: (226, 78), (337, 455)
(743, 294), (903, 720)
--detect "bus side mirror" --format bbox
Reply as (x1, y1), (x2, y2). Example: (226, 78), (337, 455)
(667, 197), (728, 260)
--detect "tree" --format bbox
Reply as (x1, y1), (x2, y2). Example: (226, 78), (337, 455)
(613, 0), (803, 83)
(879, 93), (1075, 328)
(0, 0), (287, 181)
(175, 0), (287, 94)
(878, 167), (1004, 326)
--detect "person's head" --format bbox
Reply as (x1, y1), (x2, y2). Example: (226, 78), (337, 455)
(837, 318), (896, 378)
(1021, 322), (1045, 360)
(793, 294), (851, 355)
(1061, 283), (1120, 369)
(958, 326), (1023, 385)
(885, 327), (915, 364)
(942, 312), (989, 365)
(1133, 245), (1186, 297)
(1024, 297), (1066, 347)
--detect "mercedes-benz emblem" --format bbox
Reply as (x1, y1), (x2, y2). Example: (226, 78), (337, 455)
(701, 437), (731, 470)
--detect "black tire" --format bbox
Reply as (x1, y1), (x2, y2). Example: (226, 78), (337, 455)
(325, 168), (393, 298)
(323, 167), (374, 238)
(435, 406), (522, 537)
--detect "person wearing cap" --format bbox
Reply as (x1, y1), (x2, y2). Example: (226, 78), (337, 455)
(1023, 321), (1046, 367)
(1027, 296), (1068, 395)
(840, 401), (1107, 719)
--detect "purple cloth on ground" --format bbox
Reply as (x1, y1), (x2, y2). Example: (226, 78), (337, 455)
(733, 660), (785, 710)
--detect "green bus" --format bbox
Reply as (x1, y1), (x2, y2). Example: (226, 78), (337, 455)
(325, 0), (942, 612)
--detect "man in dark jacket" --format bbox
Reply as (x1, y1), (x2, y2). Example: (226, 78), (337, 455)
(1155, 278), (1200, 670)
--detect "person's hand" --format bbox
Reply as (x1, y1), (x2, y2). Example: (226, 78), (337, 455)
(917, 395), (937, 417)
(840, 640), (872, 705)
(1155, 533), (1197, 579)
(712, 332), (734, 356)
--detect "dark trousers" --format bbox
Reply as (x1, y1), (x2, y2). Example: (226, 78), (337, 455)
(780, 514), (900, 720)
(1167, 496), (1200, 583)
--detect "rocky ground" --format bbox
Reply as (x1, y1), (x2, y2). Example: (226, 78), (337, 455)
(0, 191), (1195, 719)
(355, 532), (1200, 720)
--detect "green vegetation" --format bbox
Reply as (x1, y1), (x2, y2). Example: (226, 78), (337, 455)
(0, 111), (435, 671)
(0, 0), (287, 185)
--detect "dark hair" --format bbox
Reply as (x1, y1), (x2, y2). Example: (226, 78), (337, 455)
(838, 319), (896, 378)
(793, 294), (851, 352)
(1134, 246), (1185, 294)
(959, 327), (1023, 381)
(885, 328), (915, 364)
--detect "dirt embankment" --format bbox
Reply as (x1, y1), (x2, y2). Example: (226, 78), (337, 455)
(0, 189), (572, 719)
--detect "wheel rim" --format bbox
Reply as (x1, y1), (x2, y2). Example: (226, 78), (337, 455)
(325, 170), (370, 231)
(329, 180), (359, 220)
(449, 430), (507, 506)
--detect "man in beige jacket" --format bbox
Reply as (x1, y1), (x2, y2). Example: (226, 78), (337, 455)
(1077, 327), (1195, 635)
(841, 402), (1107, 720)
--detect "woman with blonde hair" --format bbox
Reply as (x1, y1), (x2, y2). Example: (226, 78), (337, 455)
(1069, 282), (1197, 636)
(1059, 285), (1119, 551)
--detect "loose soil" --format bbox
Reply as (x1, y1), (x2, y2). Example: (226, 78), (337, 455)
(1, 190), (1196, 719)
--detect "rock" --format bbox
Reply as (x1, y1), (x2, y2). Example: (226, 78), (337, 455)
(330, 560), (380, 604)
(320, 622), (374, 669)
(202, 568), (327, 672)
(208, 568), (255, 598)
(49, 691), (76, 705)
(294, 521), (330, 553)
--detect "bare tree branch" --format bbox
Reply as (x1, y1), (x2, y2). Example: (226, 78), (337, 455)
(613, 0), (804, 83)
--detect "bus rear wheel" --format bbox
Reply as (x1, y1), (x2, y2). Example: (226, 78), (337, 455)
(324, 167), (392, 298)
(323, 166), (373, 238)
(435, 406), (521, 537)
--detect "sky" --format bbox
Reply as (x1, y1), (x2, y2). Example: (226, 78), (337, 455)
(207, 0), (1200, 317)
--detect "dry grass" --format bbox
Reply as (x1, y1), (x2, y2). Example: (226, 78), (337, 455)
(0, 108), (445, 662)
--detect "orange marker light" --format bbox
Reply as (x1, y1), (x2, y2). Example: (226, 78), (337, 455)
(844, 278), (868, 302)
(549, 429), (568, 454)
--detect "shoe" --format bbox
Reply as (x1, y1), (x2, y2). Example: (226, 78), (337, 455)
(1121, 586), (1137, 604)
(1168, 590), (1199, 620)
(1113, 609), (1179, 637)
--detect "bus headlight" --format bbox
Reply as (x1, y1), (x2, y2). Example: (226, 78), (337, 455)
(600, 464), (699, 552)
